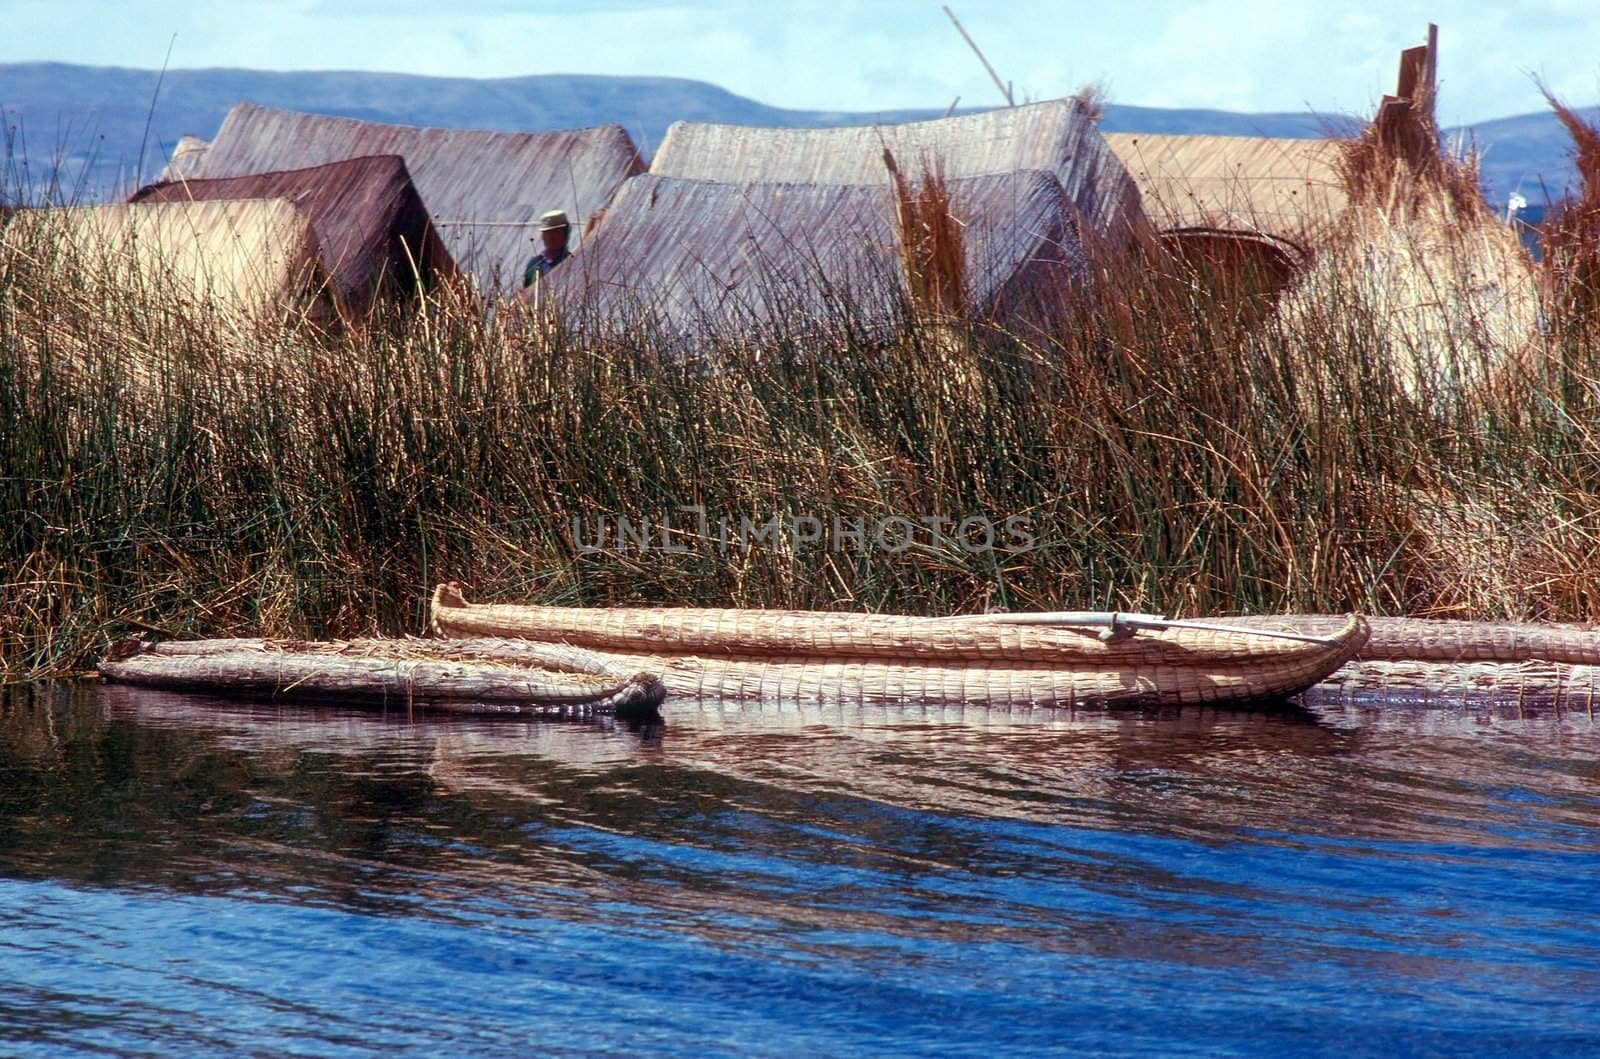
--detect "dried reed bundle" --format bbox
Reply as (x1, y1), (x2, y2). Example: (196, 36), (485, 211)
(1282, 158), (1538, 397)
(1538, 87), (1600, 334)
(884, 148), (968, 326)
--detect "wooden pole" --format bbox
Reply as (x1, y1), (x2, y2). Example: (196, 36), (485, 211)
(1424, 23), (1438, 98)
(942, 5), (1015, 106)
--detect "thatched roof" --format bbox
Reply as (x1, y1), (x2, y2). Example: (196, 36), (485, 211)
(156, 135), (210, 183)
(1104, 133), (1345, 240)
(1, 197), (332, 324)
(648, 99), (1148, 249)
(533, 170), (1088, 339)
(131, 154), (457, 318)
(174, 102), (645, 293)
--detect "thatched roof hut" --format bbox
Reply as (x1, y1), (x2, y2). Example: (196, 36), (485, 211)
(1, 197), (333, 325)
(173, 102), (645, 293)
(131, 155), (456, 318)
(648, 99), (1149, 250)
(1103, 133), (1346, 242)
(534, 169), (1089, 340)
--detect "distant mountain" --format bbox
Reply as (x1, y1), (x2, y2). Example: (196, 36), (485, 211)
(1097, 103), (1355, 140)
(1463, 108), (1592, 209)
(0, 62), (1590, 208)
(0, 62), (966, 200)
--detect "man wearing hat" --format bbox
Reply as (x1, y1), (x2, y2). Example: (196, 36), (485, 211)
(523, 209), (572, 287)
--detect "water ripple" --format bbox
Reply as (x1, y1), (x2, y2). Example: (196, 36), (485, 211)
(0, 683), (1596, 1055)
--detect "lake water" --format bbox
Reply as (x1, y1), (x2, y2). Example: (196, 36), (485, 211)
(2, 681), (1598, 1056)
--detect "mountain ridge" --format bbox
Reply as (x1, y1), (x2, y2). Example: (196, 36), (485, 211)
(1, 61), (1589, 207)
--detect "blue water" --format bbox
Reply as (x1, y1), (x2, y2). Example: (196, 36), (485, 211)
(2, 683), (1598, 1056)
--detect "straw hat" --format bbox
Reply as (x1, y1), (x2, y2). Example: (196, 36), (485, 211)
(538, 209), (570, 231)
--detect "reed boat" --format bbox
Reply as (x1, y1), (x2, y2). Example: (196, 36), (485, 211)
(429, 583), (1369, 708)
(98, 636), (667, 716)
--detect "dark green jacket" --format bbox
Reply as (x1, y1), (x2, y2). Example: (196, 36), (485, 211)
(523, 246), (570, 287)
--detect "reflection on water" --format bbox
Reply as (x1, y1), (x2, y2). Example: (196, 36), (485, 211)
(2, 681), (1598, 1055)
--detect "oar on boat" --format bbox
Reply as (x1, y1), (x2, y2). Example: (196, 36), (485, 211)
(930, 611), (1348, 647)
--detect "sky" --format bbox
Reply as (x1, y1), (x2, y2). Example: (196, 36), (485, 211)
(4, 1), (1598, 126)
